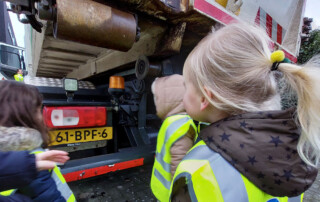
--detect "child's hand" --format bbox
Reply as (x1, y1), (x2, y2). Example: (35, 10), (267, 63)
(35, 150), (69, 171)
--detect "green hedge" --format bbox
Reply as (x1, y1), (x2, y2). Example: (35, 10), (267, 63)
(298, 30), (320, 64)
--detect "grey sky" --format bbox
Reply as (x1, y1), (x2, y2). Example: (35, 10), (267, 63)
(305, 0), (320, 29)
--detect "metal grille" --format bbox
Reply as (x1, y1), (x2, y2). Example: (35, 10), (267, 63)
(24, 76), (95, 89)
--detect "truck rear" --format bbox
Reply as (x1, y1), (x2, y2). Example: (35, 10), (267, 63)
(3, 0), (306, 182)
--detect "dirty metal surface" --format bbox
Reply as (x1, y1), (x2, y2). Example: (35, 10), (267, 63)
(54, 0), (137, 51)
(104, 0), (216, 44)
(67, 19), (167, 80)
(35, 0), (217, 78)
(155, 22), (186, 56)
(36, 25), (107, 78)
(110, 0), (188, 17)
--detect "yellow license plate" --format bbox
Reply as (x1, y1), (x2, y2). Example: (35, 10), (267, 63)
(49, 127), (113, 146)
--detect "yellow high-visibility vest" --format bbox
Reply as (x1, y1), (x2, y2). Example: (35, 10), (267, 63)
(14, 74), (23, 82)
(169, 141), (304, 202)
(0, 149), (76, 202)
(150, 114), (197, 202)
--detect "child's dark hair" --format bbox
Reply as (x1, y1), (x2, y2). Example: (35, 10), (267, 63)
(0, 80), (49, 147)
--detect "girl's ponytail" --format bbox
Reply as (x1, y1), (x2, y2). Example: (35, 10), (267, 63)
(185, 22), (320, 166)
(279, 55), (320, 167)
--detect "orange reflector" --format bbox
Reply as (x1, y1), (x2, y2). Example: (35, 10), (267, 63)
(109, 76), (125, 89)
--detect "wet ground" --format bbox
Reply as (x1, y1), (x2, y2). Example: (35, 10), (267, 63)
(69, 164), (320, 202)
(69, 164), (156, 202)
(304, 169), (320, 202)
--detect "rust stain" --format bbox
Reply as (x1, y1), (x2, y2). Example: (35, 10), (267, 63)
(54, 0), (137, 51)
(156, 22), (187, 56)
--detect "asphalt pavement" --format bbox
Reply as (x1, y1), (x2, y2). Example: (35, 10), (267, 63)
(304, 169), (320, 202)
(69, 164), (320, 202)
(69, 164), (156, 202)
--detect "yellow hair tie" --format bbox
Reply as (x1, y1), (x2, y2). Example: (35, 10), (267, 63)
(270, 50), (286, 71)
(270, 50), (285, 63)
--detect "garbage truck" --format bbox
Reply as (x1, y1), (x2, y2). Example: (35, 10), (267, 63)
(2, 0), (307, 182)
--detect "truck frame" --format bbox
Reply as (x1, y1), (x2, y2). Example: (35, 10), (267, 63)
(3, 0), (306, 182)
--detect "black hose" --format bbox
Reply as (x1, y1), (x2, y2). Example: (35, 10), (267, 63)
(26, 15), (43, 33)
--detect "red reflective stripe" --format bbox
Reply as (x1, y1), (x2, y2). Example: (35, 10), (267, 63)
(283, 49), (298, 63)
(194, 0), (236, 25)
(277, 24), (282, 44)
(269, 42), (297, 63)
(63, 158), (144, 182)
(255, 8), (260, 26)
(193, 0), (298, 63)
(266, 14), (272, 37)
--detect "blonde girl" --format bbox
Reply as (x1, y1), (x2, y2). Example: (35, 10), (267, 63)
(170, 23), (319, 202)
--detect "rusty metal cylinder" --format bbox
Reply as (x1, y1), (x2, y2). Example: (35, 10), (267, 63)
(135, 55), (162, 80)
(53, 0), (137, 51)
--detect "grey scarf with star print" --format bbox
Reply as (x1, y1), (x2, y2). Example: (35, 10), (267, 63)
(200, 107), (318, 197)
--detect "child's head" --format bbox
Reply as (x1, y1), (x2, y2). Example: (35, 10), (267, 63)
(151, 74), (186, 120)
(0, 80), (49, 147)
(183, 23), (280, 122)
(17, 69), (23, 75)
(183, 22), (320, 167)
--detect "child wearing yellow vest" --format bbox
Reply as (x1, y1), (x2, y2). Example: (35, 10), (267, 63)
(171, 22), (319, 201)
(0, 80), (75, 201)
(150, 74), (197, 201)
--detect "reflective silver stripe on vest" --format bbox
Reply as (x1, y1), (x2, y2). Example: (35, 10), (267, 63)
(31, 148), (45, 153)
(156, 116), (192, 173)
(172, 172), (198, 202)
(288, 195), (301, 202)
(31, 148), (73, 201)
(51, 169), (73, 200)
(154, 168), (171, 189)
(155, 152), (171, 173)
(154, 116), (192, 192)
(183, 145), (249, 202)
